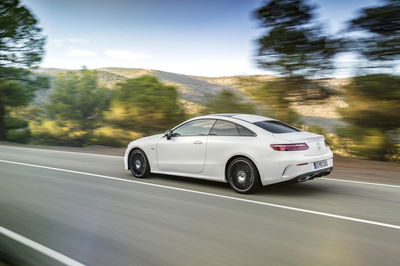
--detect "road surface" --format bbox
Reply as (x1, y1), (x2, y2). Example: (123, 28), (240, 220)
(0, 145), (399, 266)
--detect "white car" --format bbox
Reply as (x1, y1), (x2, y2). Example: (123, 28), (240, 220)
(124, 114), (333, 193)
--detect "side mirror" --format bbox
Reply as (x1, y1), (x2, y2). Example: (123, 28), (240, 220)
(164, 129), (172, 140)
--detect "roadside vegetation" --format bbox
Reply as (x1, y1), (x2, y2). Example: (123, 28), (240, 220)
(0, 0), (399, 162)
(249, 0), (400, 162)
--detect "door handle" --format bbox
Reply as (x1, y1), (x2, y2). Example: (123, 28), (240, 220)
(193, 140), (202, 144)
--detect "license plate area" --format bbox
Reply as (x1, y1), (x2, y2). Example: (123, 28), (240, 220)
(314, 160), (328, 169)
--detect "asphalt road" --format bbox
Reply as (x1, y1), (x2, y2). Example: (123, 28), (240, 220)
(0, 145), (399, 266)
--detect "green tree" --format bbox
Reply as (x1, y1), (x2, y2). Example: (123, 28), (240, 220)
(339, 75), (399, 161)
(0, 68), (48, 140)
(100, 75), (185, 145)
(0, 0), (47, 140)
(0, 0), (45, 67)
(254, 0), (338, 122)
(341, 75), (399, 131)
(254, 0), (337, 77)
(30, 69), (111, 146)
(203, 90), (255, 115)
(348, 0), (400, 66)
(338, 0), (400, 161)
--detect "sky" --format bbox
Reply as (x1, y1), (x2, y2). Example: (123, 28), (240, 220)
(22, 0), (380, 77)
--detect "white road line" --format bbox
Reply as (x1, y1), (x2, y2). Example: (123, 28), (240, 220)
(1, 145), (398, 188)
(0, 225), (85, 266)
(0, 145), (122, 159)
(322, 177), (400, 188)
(1, 159), (399, 230)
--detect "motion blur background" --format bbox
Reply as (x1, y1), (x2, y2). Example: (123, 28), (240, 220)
(0, 0), (399, 162)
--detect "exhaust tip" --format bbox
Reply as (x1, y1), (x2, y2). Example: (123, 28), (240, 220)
(297, 176), (311, 182)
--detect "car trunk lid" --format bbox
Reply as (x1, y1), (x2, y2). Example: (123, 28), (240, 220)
(272, 132), (327, 156)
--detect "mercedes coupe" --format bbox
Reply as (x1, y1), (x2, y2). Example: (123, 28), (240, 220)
(124, 114), (333, 193)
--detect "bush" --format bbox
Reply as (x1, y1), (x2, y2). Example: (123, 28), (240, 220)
(90, 126), (143, 147)
(30, 69), (111, 146)
(336, 126), (397, 161)
(6, 128), (30, 144)
(386, 144), (400, 162)
(29, 120), (87, 146)
(203, 90), (255, 115)
(104, 75), (186, 135)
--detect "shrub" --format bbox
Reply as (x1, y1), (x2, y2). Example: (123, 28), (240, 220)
(90, 126), (143, 147)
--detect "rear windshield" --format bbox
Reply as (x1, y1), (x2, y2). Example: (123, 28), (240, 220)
(253, 121), (300, 134)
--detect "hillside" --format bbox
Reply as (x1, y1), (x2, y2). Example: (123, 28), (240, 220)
(34, 68), (244, 103)
(197, 74), (349, 131)
(33, 67), (348, 132)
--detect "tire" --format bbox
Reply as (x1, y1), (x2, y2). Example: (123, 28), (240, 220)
(129, 149), (150, 178)
(227, 157), (261, 194)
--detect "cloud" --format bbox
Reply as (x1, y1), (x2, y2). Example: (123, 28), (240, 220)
(105, 50), (150, 60)
(67, 49), (96, 56)
(50, 38), (90, 47)
(65, 38), (89, 44)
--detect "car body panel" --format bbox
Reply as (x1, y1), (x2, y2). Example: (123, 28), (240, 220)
(156, 135), (208, 173)
(273, 131), (327, 156)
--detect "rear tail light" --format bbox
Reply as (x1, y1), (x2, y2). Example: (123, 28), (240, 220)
(270, 143), (309, 151)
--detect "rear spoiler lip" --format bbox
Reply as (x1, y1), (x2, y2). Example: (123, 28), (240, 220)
(272, 132), (324, 143)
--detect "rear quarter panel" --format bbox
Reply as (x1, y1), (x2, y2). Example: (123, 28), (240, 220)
(203, 135), (271, 181)
(203, 132), (316, 186)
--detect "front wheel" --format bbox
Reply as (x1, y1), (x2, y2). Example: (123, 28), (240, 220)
(129, 149), (150, 178)
(227, 157), (261, 194)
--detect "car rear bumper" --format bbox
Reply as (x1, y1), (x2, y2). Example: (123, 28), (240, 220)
(281, 156), (333, 179)
(258, 149), (333, 186)
(293, 167), (333, 182)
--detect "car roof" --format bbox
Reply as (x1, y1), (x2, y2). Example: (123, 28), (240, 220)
(204, 113), (275, 123)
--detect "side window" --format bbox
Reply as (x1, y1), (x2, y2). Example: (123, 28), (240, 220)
(210, 120), (240, 136)
(172, 119), (215, 136)
(237, 124), (255, 136)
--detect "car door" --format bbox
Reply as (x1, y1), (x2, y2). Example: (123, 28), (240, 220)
(156, 119), (216, 173)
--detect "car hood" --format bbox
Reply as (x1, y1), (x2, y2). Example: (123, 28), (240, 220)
(129, 133), (163, 146)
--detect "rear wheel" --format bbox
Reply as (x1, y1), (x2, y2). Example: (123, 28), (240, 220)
(227, 157), (261, 194)
(129, 149), (150, 178)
